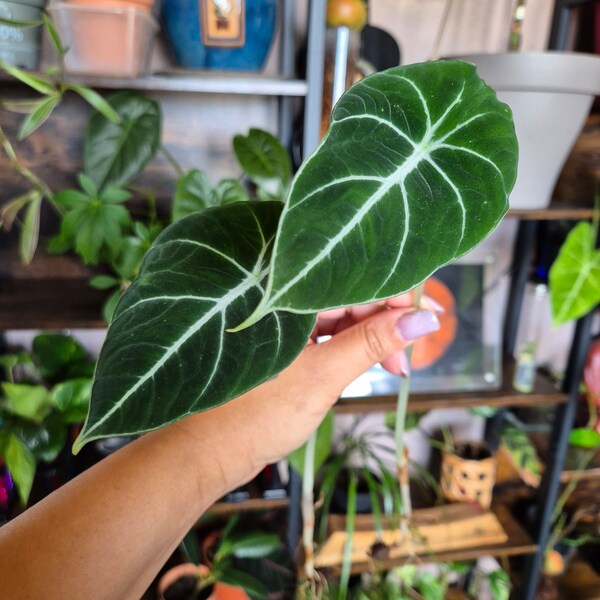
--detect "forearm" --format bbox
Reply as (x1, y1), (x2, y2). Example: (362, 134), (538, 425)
(0, 404), (259, 600)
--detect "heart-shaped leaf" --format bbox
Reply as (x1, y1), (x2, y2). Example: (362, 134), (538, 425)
(84, 91), (161, 191)
(549, 221), (600, 326)
(244, 60), (517, 323)
(73, 202), (315, 451)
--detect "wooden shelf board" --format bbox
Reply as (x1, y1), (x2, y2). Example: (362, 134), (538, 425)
(507, 202), (594, 220)
(319, 504), (536, 577)
(532, 432), (600, 483)
(334, 366), (566, 414)
(207, 496), (289, 516)
(0, 240), (107, 329)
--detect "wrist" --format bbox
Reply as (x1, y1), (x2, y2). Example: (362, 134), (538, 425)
(172, 406), (263, 504)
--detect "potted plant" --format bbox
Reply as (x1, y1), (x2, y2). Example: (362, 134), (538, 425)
(157, 516), (281, 600)
(0, 332), (94, 509)
(0, 0), (46, 69)
(3, 18), (520, 595)
(1, 18), (294, 322)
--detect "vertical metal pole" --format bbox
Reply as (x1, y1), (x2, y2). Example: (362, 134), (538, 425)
(278, 0), (296, 148)
(503, 219), (539, 358)
(519, 311), (595, 600)
(548, 0), (596, 51)
(302, 0), (326, 156)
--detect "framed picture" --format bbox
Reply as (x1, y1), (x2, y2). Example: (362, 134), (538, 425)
(342, 249), (504, 397)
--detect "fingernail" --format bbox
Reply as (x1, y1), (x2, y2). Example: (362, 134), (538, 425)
(396, 310), (440, 341)
(421, 295), (446, 314)
(399, 350), (411, 378)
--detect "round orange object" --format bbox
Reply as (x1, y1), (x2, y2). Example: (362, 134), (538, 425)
(326, 0), (367, 30)
(411, 277), (458, 370)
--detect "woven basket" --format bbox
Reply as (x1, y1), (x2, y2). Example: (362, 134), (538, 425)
(441, 442), (497, 509)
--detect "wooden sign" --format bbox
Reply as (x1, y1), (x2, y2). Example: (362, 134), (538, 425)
(315, 503), (508, 570)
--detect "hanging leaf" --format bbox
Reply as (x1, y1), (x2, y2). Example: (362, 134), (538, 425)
(549, 221), (600, 326)
(0, 431), (36, 506)
(172, 169), (215, 221)
(19, 191), (42, 264)
(2, 383), (51, 423)
(233, 128), (291, 202)
(73, 202), (315, 450)
(241, 60), (517, 326)
(65, 84), (120, 124)
(84, 91), (161, 191)
(17, 94), (61, 140)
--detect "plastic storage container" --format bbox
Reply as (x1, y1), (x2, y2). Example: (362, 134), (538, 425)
(0, 0), (45, 69)
(48, 2), (158, 77)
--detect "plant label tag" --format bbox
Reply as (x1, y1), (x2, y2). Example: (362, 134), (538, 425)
(200, 0), (245, 47)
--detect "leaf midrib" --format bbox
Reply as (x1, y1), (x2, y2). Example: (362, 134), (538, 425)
(81, 263), (270, 440)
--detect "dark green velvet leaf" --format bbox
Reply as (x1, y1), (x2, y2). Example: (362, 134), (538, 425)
(74, 202), (315, 450)
(246, 60), (517, 322)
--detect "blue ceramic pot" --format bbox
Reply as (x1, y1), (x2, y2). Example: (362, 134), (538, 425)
(161, 0), (276, 71)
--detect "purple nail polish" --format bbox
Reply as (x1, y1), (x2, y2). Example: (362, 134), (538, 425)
(396, 310), (440, 341)
(399, 350), (411, 378)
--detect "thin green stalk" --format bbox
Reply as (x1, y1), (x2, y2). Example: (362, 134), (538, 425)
(160, 144), (185, 177)
(395, 283), (425, 536)
(0, 125), (55, 203)
(302, 432), (317, 581)
(337, 471), (357, 600)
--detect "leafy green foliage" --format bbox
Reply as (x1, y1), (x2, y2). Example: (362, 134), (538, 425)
(172, 169), (249, 221)
(177, 516), (281, 599)
(499, 424), (541, 487)
(0, 334), (93, 505)
(233, 128), (292, 202)
(549, 220), (600, 325)
(74, 202), (315, 449)
(244, 60), (517, 325)
(77, 59), (517, 450)
(0, 17), (119, 262)
(84, 91), (161, 191)
(52, 174), (132, 265)
(569, 427), (600, 449)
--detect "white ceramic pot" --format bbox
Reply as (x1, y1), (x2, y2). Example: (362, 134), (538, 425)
(458, 52), (600, 210)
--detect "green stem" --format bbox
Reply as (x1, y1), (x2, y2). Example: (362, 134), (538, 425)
(337, 471), (356, 600)
(0, 125), (55, 203)
(160, 144), (185, 177)
(395, 283), (425, 536)
(302, 432), (317, 581)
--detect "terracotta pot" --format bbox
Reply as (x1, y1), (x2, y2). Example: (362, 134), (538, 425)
(213, 583), (250, 600)
(440, 441), (497, 509)
(47, 1), (158, 77)
(156, 563), (216, 600)
(66, 0), (154, 12)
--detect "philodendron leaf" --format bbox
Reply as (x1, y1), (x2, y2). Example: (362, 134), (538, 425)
(549, 221), (600, 326)
(73, 202), (315, 450)
(84, 91), (161, 191)
(242, 60), (517, 325)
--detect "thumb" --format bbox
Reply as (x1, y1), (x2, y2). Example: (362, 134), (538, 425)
(306, 308), (441, 397)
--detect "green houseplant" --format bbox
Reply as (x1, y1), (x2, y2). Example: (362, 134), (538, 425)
(0, 332), (94, 506)
(157, 516), (281, 600)
(2, 18), (518, 595)
(64, 60), (517, 600)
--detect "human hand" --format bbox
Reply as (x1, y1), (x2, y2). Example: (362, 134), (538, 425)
(177, 295), (441, 490)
